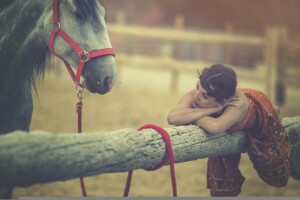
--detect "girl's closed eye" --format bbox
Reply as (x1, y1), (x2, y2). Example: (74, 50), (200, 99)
(202, 93), (209, 99)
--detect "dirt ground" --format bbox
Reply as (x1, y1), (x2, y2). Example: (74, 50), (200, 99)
(12, 75), (300, 198)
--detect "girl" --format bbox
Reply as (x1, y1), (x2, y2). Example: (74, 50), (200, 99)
(167, 64), (290, 196)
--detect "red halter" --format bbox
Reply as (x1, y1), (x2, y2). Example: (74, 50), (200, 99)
(48, 0), (115, 196)
(48, 0), (115, 85)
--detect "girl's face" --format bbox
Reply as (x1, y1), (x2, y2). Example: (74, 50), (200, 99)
(192, 82), (219, 108)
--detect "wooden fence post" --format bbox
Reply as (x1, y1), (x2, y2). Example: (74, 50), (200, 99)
(224, 23), (233, 64)
(174, 15), (184, 31)
(265, 26), (288, 105)
(170, 68), (179, 94)
(170, 15), (185, 93)
(276, 28), (288, 106)
(116, 10), (126, 25)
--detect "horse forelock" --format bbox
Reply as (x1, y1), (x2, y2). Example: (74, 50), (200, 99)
(73, 0), (105, 20)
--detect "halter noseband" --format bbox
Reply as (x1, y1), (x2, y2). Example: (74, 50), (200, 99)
(48, 0), (115, 85)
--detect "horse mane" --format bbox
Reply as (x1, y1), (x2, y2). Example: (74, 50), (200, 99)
(0, 0), (50, 90)
(31, 48), (52, 92)
(0, 0), (105, 89)
(0, 0), (15, 9)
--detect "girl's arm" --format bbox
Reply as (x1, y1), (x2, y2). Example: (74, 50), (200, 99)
(167, 90), (222, 126)
(194, 92), (248, 134)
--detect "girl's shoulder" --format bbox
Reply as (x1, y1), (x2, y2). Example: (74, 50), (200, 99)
(176, 90), (195, 108)
(235, 89), (249, 108)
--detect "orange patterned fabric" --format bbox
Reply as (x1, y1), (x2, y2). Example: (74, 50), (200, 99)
(207, 89), (291, 196)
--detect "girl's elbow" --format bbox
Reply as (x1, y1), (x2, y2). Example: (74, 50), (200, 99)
(167, 113), (177, 125)
(167, 117), (180, 126)
(208, 127), (222, 135)
(167, 112), (183, 126)
(205, 122), (225, 135)
(167, 116), (174, 125)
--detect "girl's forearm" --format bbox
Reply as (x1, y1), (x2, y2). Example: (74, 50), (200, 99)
(194, 117), (220, 134)
(167, 107), (219, 126)
(194, 115), (236, 135)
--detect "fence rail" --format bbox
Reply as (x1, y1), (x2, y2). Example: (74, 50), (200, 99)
(0, 117), (299, 188)
(107, 22), (300, 105)
(108, 24), (267, 45)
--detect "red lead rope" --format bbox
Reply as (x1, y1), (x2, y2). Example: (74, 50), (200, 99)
(76, 91), (87, 197)
(49, 0), (114, 197)
(123, 124), (177, 197)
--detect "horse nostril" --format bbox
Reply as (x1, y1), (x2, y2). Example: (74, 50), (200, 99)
(104, 76), (111, 89)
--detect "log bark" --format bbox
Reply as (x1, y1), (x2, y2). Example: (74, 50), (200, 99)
(0, 116), (299, 188)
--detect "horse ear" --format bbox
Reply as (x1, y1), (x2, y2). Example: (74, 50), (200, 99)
(61, 0), (77, 13)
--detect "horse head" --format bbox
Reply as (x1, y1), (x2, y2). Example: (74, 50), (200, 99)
(44, 0), (117, 94)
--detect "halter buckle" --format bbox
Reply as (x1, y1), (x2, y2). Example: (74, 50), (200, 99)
(76, 85), (85, 102)
(80, 51), (90, 62)
(52, 22), (61, 32)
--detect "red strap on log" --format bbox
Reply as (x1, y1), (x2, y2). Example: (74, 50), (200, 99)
(123, 124), (177, 197)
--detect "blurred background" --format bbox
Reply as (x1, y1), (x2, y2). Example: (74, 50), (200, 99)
(104, 0), (300, 110)
(13, 0), (300, 197)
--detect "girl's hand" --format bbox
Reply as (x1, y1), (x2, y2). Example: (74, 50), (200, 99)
(215, 91), (242, 112)
(224, 96), (240, 107)
(223, 91), (246, 108)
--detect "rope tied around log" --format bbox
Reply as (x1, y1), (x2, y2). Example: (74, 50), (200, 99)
(123, 124), (177, 197)
(76, 88), (177, 197)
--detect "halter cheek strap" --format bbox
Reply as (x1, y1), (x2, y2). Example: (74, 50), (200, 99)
(48, 0), (115, 85)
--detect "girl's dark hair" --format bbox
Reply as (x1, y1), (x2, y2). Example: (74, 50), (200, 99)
(199, 64), (237, 103)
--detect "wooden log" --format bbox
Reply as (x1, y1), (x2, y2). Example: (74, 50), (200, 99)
(0, 117), (299, 188)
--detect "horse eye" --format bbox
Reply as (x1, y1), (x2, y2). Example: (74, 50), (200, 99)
(74, 12), (85, 20)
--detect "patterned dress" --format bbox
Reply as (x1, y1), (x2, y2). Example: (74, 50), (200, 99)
(206, 89), (291, 196)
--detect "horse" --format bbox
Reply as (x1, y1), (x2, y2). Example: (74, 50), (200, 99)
(0, 0), (116, 198)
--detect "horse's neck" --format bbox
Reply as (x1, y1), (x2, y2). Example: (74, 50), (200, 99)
(0, 0), (51, 72)
(0, 80), (33, 134)
(0, 0), (51, 134)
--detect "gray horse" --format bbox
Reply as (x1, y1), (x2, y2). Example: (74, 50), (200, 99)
(0, 0), (116, 198)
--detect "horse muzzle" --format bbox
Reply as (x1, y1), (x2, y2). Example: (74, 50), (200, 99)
(82, 56), (117, 94)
